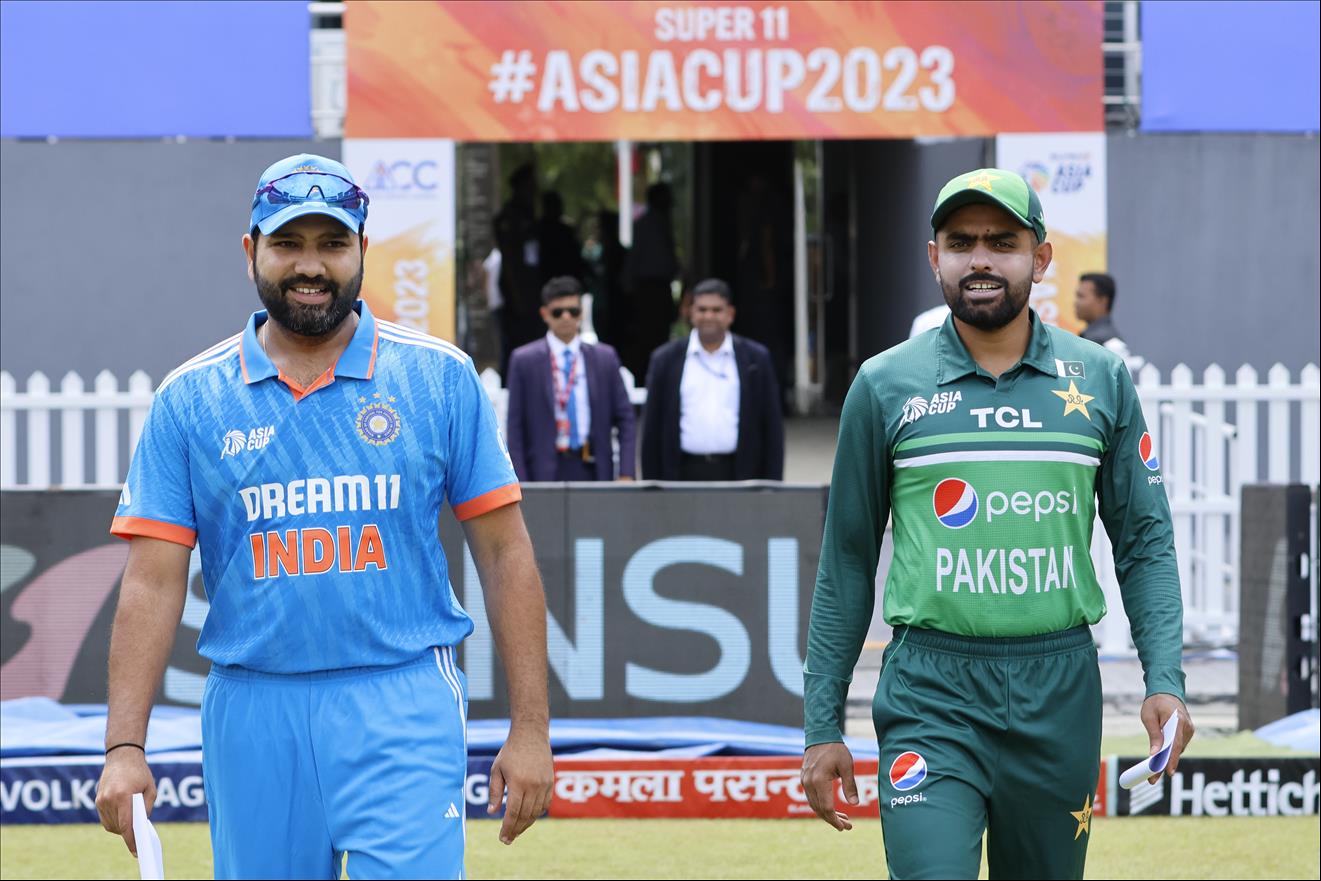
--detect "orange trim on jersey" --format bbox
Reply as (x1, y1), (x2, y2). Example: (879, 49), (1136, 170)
(453, 484), (523, 521)
(239, 341), (252, 384)
(279, 362), (338, 402)
(110, 516), (198, 548)
(365, 323), (379, 379)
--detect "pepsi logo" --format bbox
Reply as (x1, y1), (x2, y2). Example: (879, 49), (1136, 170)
(933, 478), (978, 529)
(889, 751), (928, 791)
(1139, 432), (1160, 471)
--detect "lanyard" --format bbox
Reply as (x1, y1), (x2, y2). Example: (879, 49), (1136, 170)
(550, 346), (579, 414)
(693, 348), (731, 380)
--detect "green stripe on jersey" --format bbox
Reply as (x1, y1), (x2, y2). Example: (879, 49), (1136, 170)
(894, 431), (1105, 453)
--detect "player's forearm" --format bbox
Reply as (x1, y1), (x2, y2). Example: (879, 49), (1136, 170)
(478, 532), (551, 732)
(104, 571), (188, 747)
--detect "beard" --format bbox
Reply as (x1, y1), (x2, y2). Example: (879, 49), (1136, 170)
(939, 270), (1032, 331)
(254, 264), (363, 338)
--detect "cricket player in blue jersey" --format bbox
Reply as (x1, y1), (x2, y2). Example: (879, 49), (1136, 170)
(94, 154), (553, 879)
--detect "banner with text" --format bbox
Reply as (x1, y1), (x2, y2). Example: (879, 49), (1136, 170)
(996, 132), (1108, 334)
(346, 1), (1102, 141)
(1, 486), (822, 726)
(342, 139), (457, 341)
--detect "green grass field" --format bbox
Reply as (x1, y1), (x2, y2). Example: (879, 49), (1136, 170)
(3, 734), (1315, 879)
(2, 816), (1318, 880)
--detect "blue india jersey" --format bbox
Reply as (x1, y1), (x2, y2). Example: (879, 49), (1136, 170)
(111, 301), (521, 672)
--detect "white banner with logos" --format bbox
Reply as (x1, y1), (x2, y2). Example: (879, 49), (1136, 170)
(342, 139), (457, 341)
(996, 133), (1107, 334)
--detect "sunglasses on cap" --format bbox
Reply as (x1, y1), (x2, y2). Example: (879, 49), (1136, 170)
(254, 171), (369, 209)
(549, 307), (582, 319)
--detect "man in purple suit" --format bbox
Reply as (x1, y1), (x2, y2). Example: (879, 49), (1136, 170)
(506, 276), (638, 482)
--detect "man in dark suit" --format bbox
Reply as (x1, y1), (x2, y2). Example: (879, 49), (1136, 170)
(641, 278), (784, 481)
(506, 276), (637, 482)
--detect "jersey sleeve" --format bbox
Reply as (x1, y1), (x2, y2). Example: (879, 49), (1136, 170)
(804, 370), (890, 747)
(446, 357), (522, 521)
(1096, 364), (1186, 700)
(110, 390), (197, 547)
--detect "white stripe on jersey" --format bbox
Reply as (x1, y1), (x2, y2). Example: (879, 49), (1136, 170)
(894, 449), (1101, 469)
(376, 319), (469, 359)
(157, 338), (241, 392)
(378, 329), (470, 365)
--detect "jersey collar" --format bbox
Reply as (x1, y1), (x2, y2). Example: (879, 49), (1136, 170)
(936, 307), (1057, 385)
(239, 299), (379, 384)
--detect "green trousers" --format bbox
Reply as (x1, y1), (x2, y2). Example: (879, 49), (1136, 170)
(874, 625), (1102, 880)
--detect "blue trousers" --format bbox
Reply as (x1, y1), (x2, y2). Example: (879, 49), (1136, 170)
(202, 647), (469, 879)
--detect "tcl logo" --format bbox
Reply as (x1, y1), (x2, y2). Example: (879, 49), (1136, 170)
(970, 407), (1042, 429)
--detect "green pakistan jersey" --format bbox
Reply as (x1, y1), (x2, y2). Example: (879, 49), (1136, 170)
(804, 310), (1185, 747)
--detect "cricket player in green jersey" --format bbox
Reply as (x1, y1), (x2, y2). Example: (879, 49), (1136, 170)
(800, 169), (1195, 879)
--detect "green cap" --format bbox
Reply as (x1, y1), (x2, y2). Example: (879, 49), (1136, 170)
(930, 168), (1046, 243)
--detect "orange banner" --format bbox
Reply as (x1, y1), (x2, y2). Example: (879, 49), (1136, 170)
(346, 1), (1102, 141)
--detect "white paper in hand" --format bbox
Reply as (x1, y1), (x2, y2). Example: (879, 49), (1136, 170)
(1119, 712), (1180, 790)
(132, 792), (164, 880)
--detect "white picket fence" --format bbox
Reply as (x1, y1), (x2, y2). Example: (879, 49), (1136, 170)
(2, 362), (1317, 649)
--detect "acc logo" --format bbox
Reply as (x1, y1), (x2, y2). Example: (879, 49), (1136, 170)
(364, 159), (439, 192)
(356, 399), (402, 446)
(933, 478), (978, 529)
(889, 751), (928, 791)
(221, 426), (275, 459)
(1139, 432), (1160, 471)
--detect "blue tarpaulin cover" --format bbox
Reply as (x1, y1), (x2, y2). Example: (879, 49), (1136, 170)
(1, 699), (878, 759)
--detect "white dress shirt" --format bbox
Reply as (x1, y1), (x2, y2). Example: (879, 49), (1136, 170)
(679, 330), (740, 454)
(546, 333), (591, 447)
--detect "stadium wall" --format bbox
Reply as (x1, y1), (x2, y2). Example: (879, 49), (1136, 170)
(3, 134), (1314, 384)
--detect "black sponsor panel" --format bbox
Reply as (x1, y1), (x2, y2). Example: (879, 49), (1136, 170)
(1115, 757), (1320, 817)
(2, 485), (824, 725)
(441, 484), (824, 725)
(1238, 485), (1318, 730)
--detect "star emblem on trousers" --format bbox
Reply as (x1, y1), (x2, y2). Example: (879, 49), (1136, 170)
(1070, 794), (1093, 840)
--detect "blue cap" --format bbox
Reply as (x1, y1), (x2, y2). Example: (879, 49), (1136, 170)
(250, 153), (368, 236)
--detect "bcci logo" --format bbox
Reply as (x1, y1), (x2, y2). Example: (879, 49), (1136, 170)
(900, 396), (929, 426)
(356, 400), (402, 446)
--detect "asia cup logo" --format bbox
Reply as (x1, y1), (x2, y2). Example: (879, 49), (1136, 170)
(356, 399), (402, 446)
(220, 430), (247, 459)
(889, 751), (928, 791)
(900, 396), (929, 427)
(1019, 161), (1050, 192)
(933, 478), (978, 529)
(1139, 432), (1160, 471)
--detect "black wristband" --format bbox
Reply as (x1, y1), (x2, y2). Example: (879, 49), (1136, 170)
(105, 742), (146, 755)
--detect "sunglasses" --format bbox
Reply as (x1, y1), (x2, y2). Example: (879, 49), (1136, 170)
(253, 171), (371, 212)
(549, 307), (582, 319)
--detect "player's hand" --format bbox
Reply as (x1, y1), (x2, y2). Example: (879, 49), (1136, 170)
(95, 749), (156, 856)
(488, 725), (554, 845)
(801, 741), (857, 831)
(1141, 693), (1195, 784)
